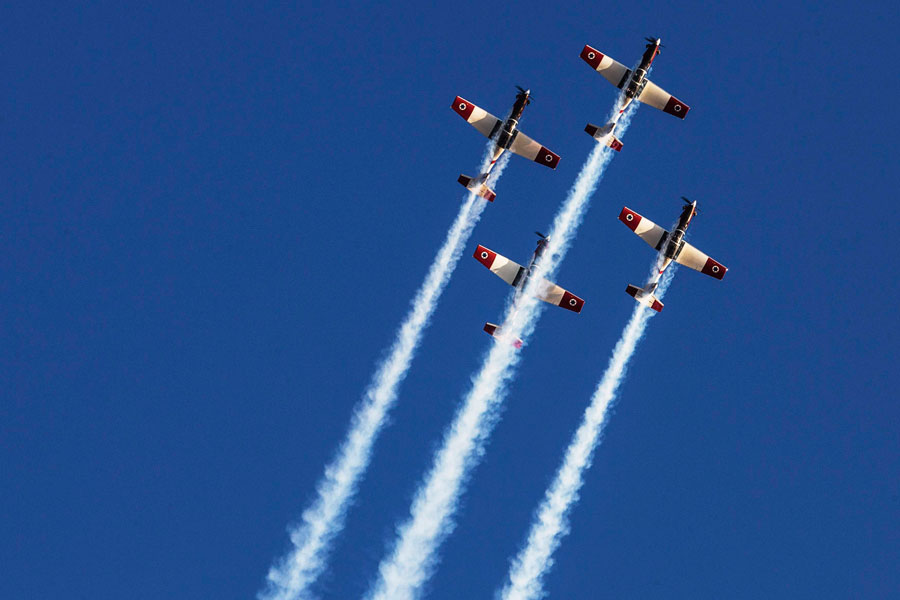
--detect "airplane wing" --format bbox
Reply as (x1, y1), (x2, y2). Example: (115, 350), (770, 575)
(474, 245), (584, 312)
(619, 207), (667, 249)
(636, 80), (690, 118)
(532, 278), (585, 313)
(675, 242), (727, 279)
(452, 96), (502, 138)
(580, 45), (630, 89)
(508, 130), (561, 169)
(474, 245), (525, 286)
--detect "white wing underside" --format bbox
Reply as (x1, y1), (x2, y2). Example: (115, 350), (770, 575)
(530, 278), (569, 306)
(637, 80), (673, 111)
(485, 251), (576, 308)
(630, 214), (668, 249)
(674, 241), (710, 272)
(592, 54), (630, 88)
(485, 252), (524, 285)
(508, 130), (543, 161)
(466, 105), (502, 138)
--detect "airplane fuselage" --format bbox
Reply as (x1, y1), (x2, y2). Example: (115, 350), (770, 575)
(511, 237), (548, 293)
(657, 202), (696, 274)
(494, 92), (531, 152)
(624, 42), (661, 100)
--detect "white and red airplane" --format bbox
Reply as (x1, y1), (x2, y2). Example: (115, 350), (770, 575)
(580, 37), (690, 152)
(473, 232), (584, 347)
(620, 198), (726, 312)
(452, 87), (560, 202)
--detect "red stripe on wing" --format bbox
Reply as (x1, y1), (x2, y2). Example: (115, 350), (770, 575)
(452, 96), (475, 120)
(701, 257), (727, 280)
(618, 207), (642, 231)
(663, 96), (690, 119)
(580, 45), (604, 70)
(559, 291), (585, 313)
(536, 146), (560, 169)
(473, 245), (497, 269)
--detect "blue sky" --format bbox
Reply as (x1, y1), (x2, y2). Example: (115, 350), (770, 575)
(2, 1), (898, 598)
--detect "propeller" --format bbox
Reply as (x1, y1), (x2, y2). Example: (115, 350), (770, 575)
(516, 85), (532, 101)
(644, 36), (664, 49)
(535, 231), (547, 239)
(681, 196), (699, 215)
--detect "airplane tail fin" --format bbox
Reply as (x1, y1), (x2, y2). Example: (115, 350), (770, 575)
(458, 174), (496, 202)
(484, 322), (523, 349)
(625, 284), (664, 312)
(584, 123), (623, 152)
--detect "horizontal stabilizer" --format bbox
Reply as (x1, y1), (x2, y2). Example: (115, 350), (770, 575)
(484, 322), (523, 349)
(584, 123), (623, 151)
(458, 174), (496, 202)
(625, 284), (663, 312)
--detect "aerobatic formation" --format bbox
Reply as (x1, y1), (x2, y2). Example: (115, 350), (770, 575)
(452, 36), (724, 324)
(262, 37), (728, 600)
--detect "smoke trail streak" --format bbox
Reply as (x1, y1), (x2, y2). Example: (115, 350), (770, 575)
(259, 146), (510, 600)
(366, 102), (638, 600)
(499, 266), (676, 600)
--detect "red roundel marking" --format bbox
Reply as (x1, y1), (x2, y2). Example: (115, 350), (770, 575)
(473, 245), (496, 269)
(580, 45), (604, 70)
(536, 147), (560, 169)
(618, 207), (641, 231)
(663, 96), (690, 119)
(452, 96), (475, 120)
(560, 291), (585, 313)
(702, 257), (727, 280)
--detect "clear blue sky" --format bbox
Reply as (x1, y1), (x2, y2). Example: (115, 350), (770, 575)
(2, 1), (898, 598)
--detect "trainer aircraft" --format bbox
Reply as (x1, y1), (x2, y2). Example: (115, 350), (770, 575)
(580, 37), (690, 152)
(619, 198), (726, 312)
(473, 232), (584, 347)
(452, 87), (560, 202)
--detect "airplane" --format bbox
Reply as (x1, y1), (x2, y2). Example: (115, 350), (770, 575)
(580, 37), (690, 152)
(452, 87), (560, 202)
(473, 232), (584, 347)
(619, 197), (726, 312)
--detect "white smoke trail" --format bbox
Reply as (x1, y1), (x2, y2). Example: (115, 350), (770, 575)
(366, 102), (639, 600)
(499, 266), (677, 600)
(260, 146), (511, 600)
